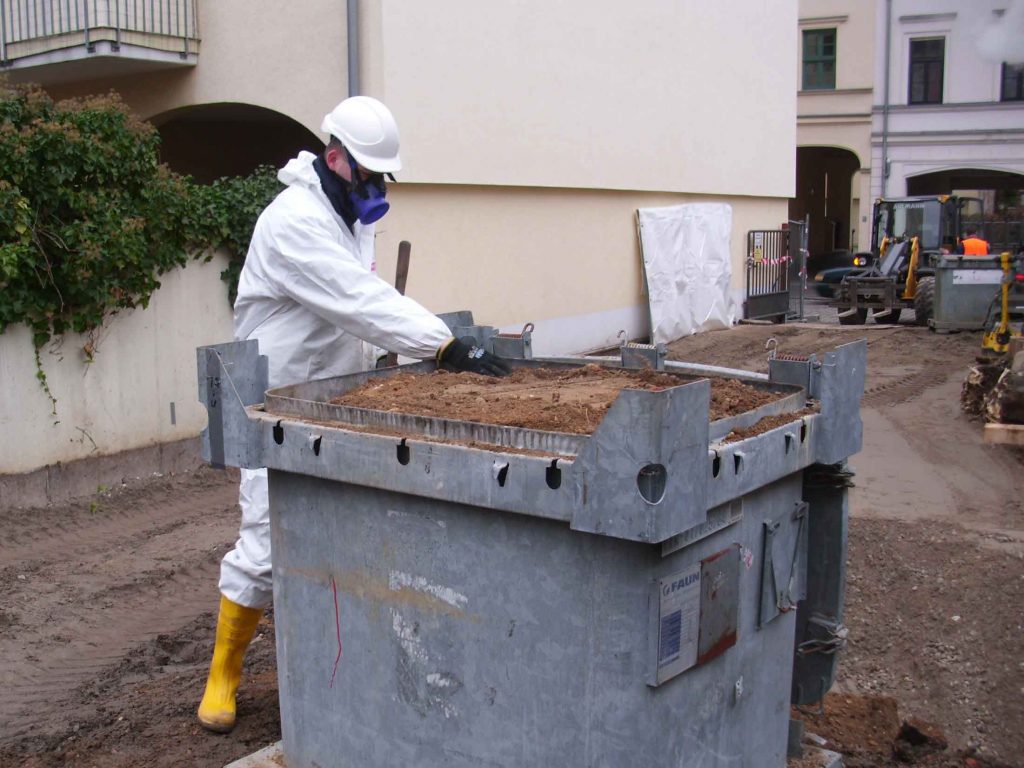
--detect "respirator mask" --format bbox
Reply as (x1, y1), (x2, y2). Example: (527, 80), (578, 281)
(346, 151), (392, 225)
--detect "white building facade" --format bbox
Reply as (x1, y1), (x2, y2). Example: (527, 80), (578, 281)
(795, 0), (1023, 255)
(872, 0), (1024, 211)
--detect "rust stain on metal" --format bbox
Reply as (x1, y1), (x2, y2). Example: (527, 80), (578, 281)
(279, 565), (469, 618)
(697, 630), (737, 666)
(702, 547), (731, 565)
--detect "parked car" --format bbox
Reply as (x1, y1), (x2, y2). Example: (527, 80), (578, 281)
(806, 250), (872, 298)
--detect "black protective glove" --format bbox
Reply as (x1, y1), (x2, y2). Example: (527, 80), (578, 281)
(437, 337), (512, 377)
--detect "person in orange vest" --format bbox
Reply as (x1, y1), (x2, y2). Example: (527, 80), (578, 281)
(961, 226), (990, 256)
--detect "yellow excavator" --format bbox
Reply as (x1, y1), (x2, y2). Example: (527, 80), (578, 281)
(965, 251), (1024, 440)
(982, 251), (1024, 354)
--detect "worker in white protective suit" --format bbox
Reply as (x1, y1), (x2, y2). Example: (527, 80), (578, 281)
(197, 96), (511, 733)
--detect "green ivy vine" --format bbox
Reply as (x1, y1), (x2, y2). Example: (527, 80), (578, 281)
(0, 83), (283, 411)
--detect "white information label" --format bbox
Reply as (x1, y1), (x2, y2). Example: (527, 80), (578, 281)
(951, 270), (1002, 285)
(656, 563), (701, 683)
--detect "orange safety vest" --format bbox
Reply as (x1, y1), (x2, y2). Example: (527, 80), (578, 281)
(962, 236), (989, 256)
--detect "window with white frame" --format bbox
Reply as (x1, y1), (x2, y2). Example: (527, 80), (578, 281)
(908, 38), (944, 104)
(1002, 63), (1024, 102)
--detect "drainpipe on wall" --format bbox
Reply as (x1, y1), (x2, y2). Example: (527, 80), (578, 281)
(880, 0), (892, 197)
(347, 0), (360, 96)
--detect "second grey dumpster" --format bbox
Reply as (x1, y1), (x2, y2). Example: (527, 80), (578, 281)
(199, 336), (862, 768)
(929, 254), (1004, 331)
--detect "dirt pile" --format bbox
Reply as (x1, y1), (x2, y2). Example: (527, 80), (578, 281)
(330, 364), (786, 433)
(793, 693), (1015, 768)
(962, 350), (1024, 424)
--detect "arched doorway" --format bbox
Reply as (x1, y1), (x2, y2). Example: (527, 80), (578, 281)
(790, 147), (861, 257)
(150, 103), (321, 183)
(907, 168), (1024, 216)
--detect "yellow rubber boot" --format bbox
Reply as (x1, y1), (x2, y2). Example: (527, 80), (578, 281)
(197, 595), (263, 733)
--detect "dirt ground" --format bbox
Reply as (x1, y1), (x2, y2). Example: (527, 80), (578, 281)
(1, 321), (1022, 767)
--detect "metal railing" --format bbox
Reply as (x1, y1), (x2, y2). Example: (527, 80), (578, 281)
(1, 0), (198, 61)
(744, 229), (791, 321)
(985, 220), (1024, 254)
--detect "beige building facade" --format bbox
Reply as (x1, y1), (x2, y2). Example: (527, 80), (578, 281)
(1, 0), (797, 476)
(795, 0), (877, 255)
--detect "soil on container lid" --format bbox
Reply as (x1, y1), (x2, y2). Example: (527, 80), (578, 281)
(722, 407), (820, 443)
(329, 364), (788, 434)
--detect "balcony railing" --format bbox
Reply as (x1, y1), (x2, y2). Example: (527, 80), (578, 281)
(1, 0), (199, 78)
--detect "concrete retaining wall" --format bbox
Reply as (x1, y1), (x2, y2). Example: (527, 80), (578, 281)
(0, 253), (235, 479)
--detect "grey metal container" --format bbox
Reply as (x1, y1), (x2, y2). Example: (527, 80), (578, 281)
(930, 254), (1003, 331)
(198, 340), (863, 768)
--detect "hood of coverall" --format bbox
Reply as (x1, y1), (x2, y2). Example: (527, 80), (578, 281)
(277, 151), (322, 189)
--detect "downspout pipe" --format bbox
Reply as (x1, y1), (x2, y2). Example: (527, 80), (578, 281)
(880, 0), (892, 197)
(347, 0), (360, 96)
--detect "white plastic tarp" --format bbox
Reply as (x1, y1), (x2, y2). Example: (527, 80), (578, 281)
(637, 203), (736, 345)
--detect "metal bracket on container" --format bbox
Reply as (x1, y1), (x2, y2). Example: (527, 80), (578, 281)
(438, 309), (501, 352)
(815, 340), (866, 464)
(490, 322), (535, 359)
(758, 501), (808, 628)
(448, 323), (498, 351)
(197, 340), (268, 470)
(796, 614), (848, 657)
(573, 378), (710, 542)
(769, 353), (821, 399)
(620, 340), (667, 371)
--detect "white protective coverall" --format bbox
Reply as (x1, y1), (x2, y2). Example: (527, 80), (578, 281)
(220, 151), (452, 608)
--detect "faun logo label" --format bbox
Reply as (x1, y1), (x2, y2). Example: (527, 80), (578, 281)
(662, 572), (700, 597)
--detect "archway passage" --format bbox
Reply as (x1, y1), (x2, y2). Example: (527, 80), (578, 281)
(151, 103), (321, 183)
(907, 168), (1024, 216)
(790, 147), (861, 257)
(908, 169), (1024, 251)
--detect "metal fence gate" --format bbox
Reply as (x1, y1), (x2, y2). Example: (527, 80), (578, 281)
(744, 229), (791, 321)
(787, 217), (809, 321)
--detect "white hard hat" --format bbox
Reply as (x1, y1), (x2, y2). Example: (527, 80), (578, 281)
(320, 96), (401, 173)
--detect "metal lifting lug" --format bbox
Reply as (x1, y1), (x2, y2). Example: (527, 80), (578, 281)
(619, 340), (668, 371)
(490, 322), (535, 360)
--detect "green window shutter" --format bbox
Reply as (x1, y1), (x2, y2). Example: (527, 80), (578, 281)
(802, 29), (837, 91)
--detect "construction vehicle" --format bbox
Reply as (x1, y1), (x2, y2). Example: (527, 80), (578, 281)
(982, 251), (1024, 354)
(833, 195), (986, 326)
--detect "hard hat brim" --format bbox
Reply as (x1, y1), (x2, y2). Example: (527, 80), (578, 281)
(346, 146), (402, 174)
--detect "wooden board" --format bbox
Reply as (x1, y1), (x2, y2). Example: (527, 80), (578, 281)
(983, 423), (1024, 445)
(383, 240), (412, 368)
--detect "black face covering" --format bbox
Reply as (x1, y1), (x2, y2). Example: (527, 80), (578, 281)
(312, 154), (358, 231)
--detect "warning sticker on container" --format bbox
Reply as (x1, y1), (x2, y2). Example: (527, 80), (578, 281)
(655, 563), (701, 683)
